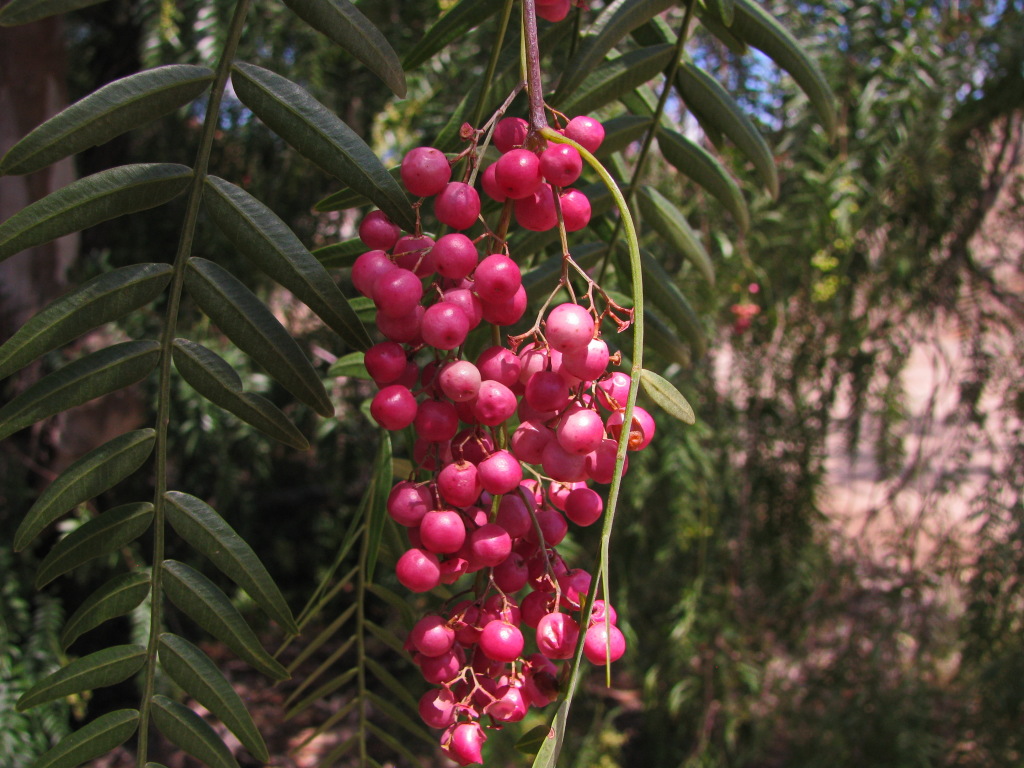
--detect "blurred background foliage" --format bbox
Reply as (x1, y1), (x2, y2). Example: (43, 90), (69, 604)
(1, 0), (1022, 766)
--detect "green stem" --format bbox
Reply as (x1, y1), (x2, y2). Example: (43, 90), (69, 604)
(471, 0), (516, 129)
(137, 0), (250, 762)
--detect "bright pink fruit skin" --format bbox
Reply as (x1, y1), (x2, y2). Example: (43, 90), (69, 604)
(586, 438), (628, 484)
(473, 380), (518, 426)
(480, 284), (527, 326)
(560, 188), (592, 231)
(525, 370), (569, 413)
(492, 552), (529, 592)
(515, 184), (558, 231)
(401, 146), (451, 197)
(439, 360), (482, 402)
(583, 622), (627, 665)
(387, 481), (432, 527)
(419, 688), (456, 729)
(472, 253), (522, 302)
(479, 620), (525, 662)
(442, 287), (484, 329)
(536, 611), (580, 659)
(494, 149), (543, 199)
(393, 234), (436, 277)
(511, 419), (554, 465)
(565, 115), (605, 154)
(606, 405), (656, 451)
(421, 302), (470, 350)
(410, 614), (456, 657)
(546, 303), (595, 352)
(468, 522), (513, 567)
(481, 162), (507, 202)
(372, 268), (422, 318)
(435, 182), (481, 230)
(539, 144), (583, 186)
(557, 408), (606, 455)
(432, 233), (479, 279)
(351, 250), (395, 298)
(376, 304), (424, 344)
(420, 509), (467, 554)
(358, 210), (400, 251)
(446, 721), (486, 766)
(437, 460), (483, 507)
(364, 341), (406, 385)
(562, 338), (609, 381)
(493, 116), (528, 153)
(497, 491), (535, 539)
(476, 346), (522, 388)
(564, 486), (604, 526)
(596, 371), (632, 410)
(396, 548), (441, 592)
(370, 385), (417, 430)
(536, 0), (571, 22)
(477, 449), (523, 495)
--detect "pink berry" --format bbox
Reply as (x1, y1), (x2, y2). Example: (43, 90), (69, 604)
(441, 287), (484, 329)
(410, 614), (456, 657)
(437, 460), (483, 507)
(559, 188), (591, 231)
(583, 622), (626, 665)
(545, 303), (595, 352)
(536, 0), (571, 22)
(476, 346), (522, 388)
(539, 144), (582, 186)
(358, 210), (400, 251)
(481, 163), (506, 202)
(370, 384), (417, 430)
(564, 486), (603, 526)
(511, 419), (554, 465)
(363, 341), (406, 385)
(536, 611), (580, 659)
(486, 683), (528, 723)
(387, 481), (432, 527)
(585, 438), (628, 484)
(414, 399), (459, 442)
(596, 371), (631, 411)
(434, 182), (481, 230)
(351, 249), (395, 298)
(556, 407), (605, 455)
(606, 405), (656, 451)
(524, 369), (569, 413)
(477, 449), (523, 495)
(472, 380), (518, 426)
(419, 647), (464, 684)
(420, 509), (467, 554)
(497, 490), (535, 539)
(561, 338), (609, 381)
(432, 233), (479, 280)
(438, 360), (482, 402)
(393, 234), (436, 277)
(419, 688), (456, 729)
(472, 253), (521, 303)
(493, 552), (529, 592)
(493, 116), (528, 153)
(525, 506), (568, 546)
(515, 183), (557, 231)
(376, 304), (424, 344)
(588, 599), (618, 626)
(479, 619), (524, 662)
(444, 721), (486, 766)
(494, 149), (543, 199)
(421, 302), (470, 351)
(401, 146), (451, 197)
(372, 267), (423, 318)
(565, 116), (605, 154)
(396, 547), (441, 592)
(557, 567), (592, 609)
(541, 440), (588, 482)
(451, 428), (494, 465)
(480, 284), (527, 326)
(468, 523), (513, 567)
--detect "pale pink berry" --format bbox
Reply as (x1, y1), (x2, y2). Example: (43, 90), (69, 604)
(536, 611), (580, 659)
(562, 337), (609, 381)
(439, 360), (482, 402)
(546, 303), (595, 352)
(421, 302), (470, 351)
(387, 481), (432, 527)
(556, 407), (605, 455)
(583, 622), (626, 665)
(410, 614), (456, 657)
(596, 371), (631, 410)
(606, 406), (656, 451)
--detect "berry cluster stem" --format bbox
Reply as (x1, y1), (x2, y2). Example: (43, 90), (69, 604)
(521, 0), (549, 133)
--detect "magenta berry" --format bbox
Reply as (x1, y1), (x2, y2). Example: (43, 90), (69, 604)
(546, 302), (595, 352)
(477, 449), (523, 495)
(358, 210), (400, 250)
(432, 233), (479, 280)
(562, 337), (610, 381)
(445, 721), (486, 766)
(494, 149), (543, 199)
(515, 183), (558, 231)
(438, 360), (482, 402)
(480, 284), (527, 326)
(421, 302), (470, 351)
(583, 622), (627, 665)
(419, 509), (467, 554)
(536, 0), (571, 22)
(564, 115), (605, 154)
(472, 253), (521, 302)
(387, 481), (432, 527)
(419, 688), (456, 729)
(606, 405), (656, 451)
(539, 144), (583, 186)
(363, 341), (406, 385)
(525, 369), (570, 413)
(479, 619), (524, 662)
(414, 399), (459, 442)
(476, 346), (522, 388)
(351, 249), (395, 298)
(442, 287), (484, 329)
(493, 116), (528, 153)
(401, 146), (451, 197)
(396, 548), (441, 593)
(536, 611), (580, 659)
(468, 522), (513, 567)
(393, 234), (436, 277)
(564, 486), (604, 526)
(473, 380), (518, 426)
(370, 384), (417, 430)
(372, 267), (422, 318)
(557, 407), (606, 455)
(560, 188), (592, 231)
(410, 614), (456, 657)
(434, 182), (481, 230)
(437, 460), (482, 507)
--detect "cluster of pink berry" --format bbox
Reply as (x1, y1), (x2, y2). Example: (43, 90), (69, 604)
(350, 112), (653, 765)
(535, 0), (590, 23)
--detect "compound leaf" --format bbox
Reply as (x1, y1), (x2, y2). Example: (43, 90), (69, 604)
(164, 490), (298, 634)
(62, 571), (150, 650)
(35, 502), (153, 588)
(184, 257), (333, 417)
(1, 66), (212, 175)
(158, 633), (269, 762)
(640, 368), (696, 424)
(14, 428), (156, 552)
(151, 695), (240, 768)
(203, 176), (370, 350)
(0, 164), (191, 262)
(281, 0), (405, 97)
(29, 709), (139, 768)
(162, 559), (290, 682)
(17, 645), (146, 711)
(0, 263), (172, 381)
(231, 62), (414, 231)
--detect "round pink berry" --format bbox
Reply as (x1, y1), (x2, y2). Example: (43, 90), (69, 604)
(437, 460), (483, 507)
(565, 115), (605, 154)
(494, 149), (543, 200)
(351, 249), (395, 298)
(419, 509), (467, 554)
(395, 547), (441, 592)
(387, 480), (432, 527)
(363, 341), (407, 385)
(479, 619), (524, 663)
(410, 614), (456, 657)
(514, 183), (558, 231)
(545, 303), (595, 352)
(583, 622), (626, 665)
(559, 188), (591, 231)
(472, 253), (522, 303)
(536, 611), (580, 659)
(556, 407), (605, 455)
(370, 384), (417, 431)
(564, 486), (604, 526)
(476, 346), (522, 388)
(479, 284), (527, 326)
(421, 302), (470, 351)
(472, 380), (518, 426)
(434, 182), (481, 230)
(358, 210), (401, 251)
(401, 146), (451, 197)
(493, 116), (528, 153)
(539, 144), (583, 186)
(418, 688), (456, 729)
(432, 233), (479, 280)
(606, 405), (656, 451)
(477, 449), (523, 495)
(438, 360), (482, 402)
(372, 267), (422, 318)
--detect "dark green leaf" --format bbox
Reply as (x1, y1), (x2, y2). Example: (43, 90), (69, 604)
(35, 502), (153, 588)
(62, 571), (150, 650)
(517, 724), (552, 756)
(311, 237), (365, 267)
(656, 126), (749, 231)
(365, 690), (434, 747)
(627, 244), (706, 358)
(284, 662), (357, 719)
(14, 428), (156, 551)
(522, 243), (608, 304)
(595, 114), (654, 159)
(203, 176), (370, 350)
(284, 609), (356, 698)
(162, 559), (290, 681)
(705, 0), (735, 26)
(171, 339), (309, 450)
(158, 633), (269, 762)
(556, 44), (675, 118)
(231, 63), (414, 231)
(363, 619), (407, 658)
(29, 709), (138, 768)
(184, 257), (333, 417)
(1, 67), (212, 175)
(164, 490), (298, 634)
(366, 583), (415, 627)
(730, 0), (837, 138)
(0, 0), (110, 25)
(675, 62), (778, 196)
(402, 0), (500, 70)
(281, 0), (405, 96)
(640, 368), (696, 424)
(150, 695), (240, 768)
(0, 164), (191, 262)
(0, 263), (172, 381)
(636, 185), (715, 285)
(364, 657), (418, 711)
(17, 645), (146, 711)
(555, 0), (677, 103)
(313, 167), (401, 213)
(327, 351), (369, 379)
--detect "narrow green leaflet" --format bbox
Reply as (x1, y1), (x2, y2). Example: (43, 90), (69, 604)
(694, 5), (747, 55)
(0, 66), (213, 176)
(285, 660), (357, 718)
(313, 167), (400, 212)
(640, 368), (696, 424)
(281, 0), (405, 97)
(637, 245), (706, 357)
(14, 428), (156, 552)
(730, 0), (837, 139)
(674, 62), (778, 197)
(230, 62), (414, 231)
(203, 176), (370, 350)
(595, 114), (654, 159)
(364, 657), (418, 711)
(367, 721), (430, 768)
(656, 126), (750, 231)
(16, 645), (146, 711)
(0, 263), (172, 381)
(62, 571), (150, 650)
(0, 0), (110, 25)
(184, 257), (333, 417)
(164, 490), (298, 634)
(365, 691), (434, 747)
(364, 430), (393, 583)
(28, 709), (138, 768)
(150, 695), (240, 768)
(555, 0), (678, 102)
(327, 351), (369, 379)
(0, 164), (192, 262)
(517, 724), (550, 756)
(402, 0), (500, 70)
(705, 0), (735, 26)
(35, 502), (153, 588)
(158, 633), (269, 762)
(636, 185), (715, 286)
(171, 339), (310, 450)
(311, 237), (364, 268)
(0, 341), (160, 444)
(162, 559), (290, 681)
(556, 44), (675, 118)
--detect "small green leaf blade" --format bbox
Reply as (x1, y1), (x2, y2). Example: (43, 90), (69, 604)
(311, 237), (364, 267)
(517, 724), (551, 756)
(640, 368), (696, 424)
(327, 351), (369, 379)
(364, 431), (392, 583)
(636, 185), (715, 286)
(171, 339), (309, 450)
(203, 176), (370, 350)
(556, 44), (675, 118)
(656, 126), (749, 231)
(17, 645), (146, 711)
(62, 571), (150, 650)
(1, 66), (213, 175)
(313, 167), (401, 213)
(150, 695), (240, 768)
(675, 62), (778, 197)
(0, 0), (111, 25)
(0, 164), (192, 262)
(164, 490), (298, 634)
(184, 258), (333, 417)
(0, 263), (172, 381)
(35, 502), (153, 588)
(402, 0), (499, 70)
(730, 0), (837, 139)
(231, 63), (413, 231)
(158, 633), (269, 762)
(555, 0), (677, 103)
(281, 0), (405, 97)
(29, 709), (139, 768)
(162, 559), (290, 682)
(595, 114), (653, 159)
(14, 428), (156, 552)
(706, 0), (735, 26)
